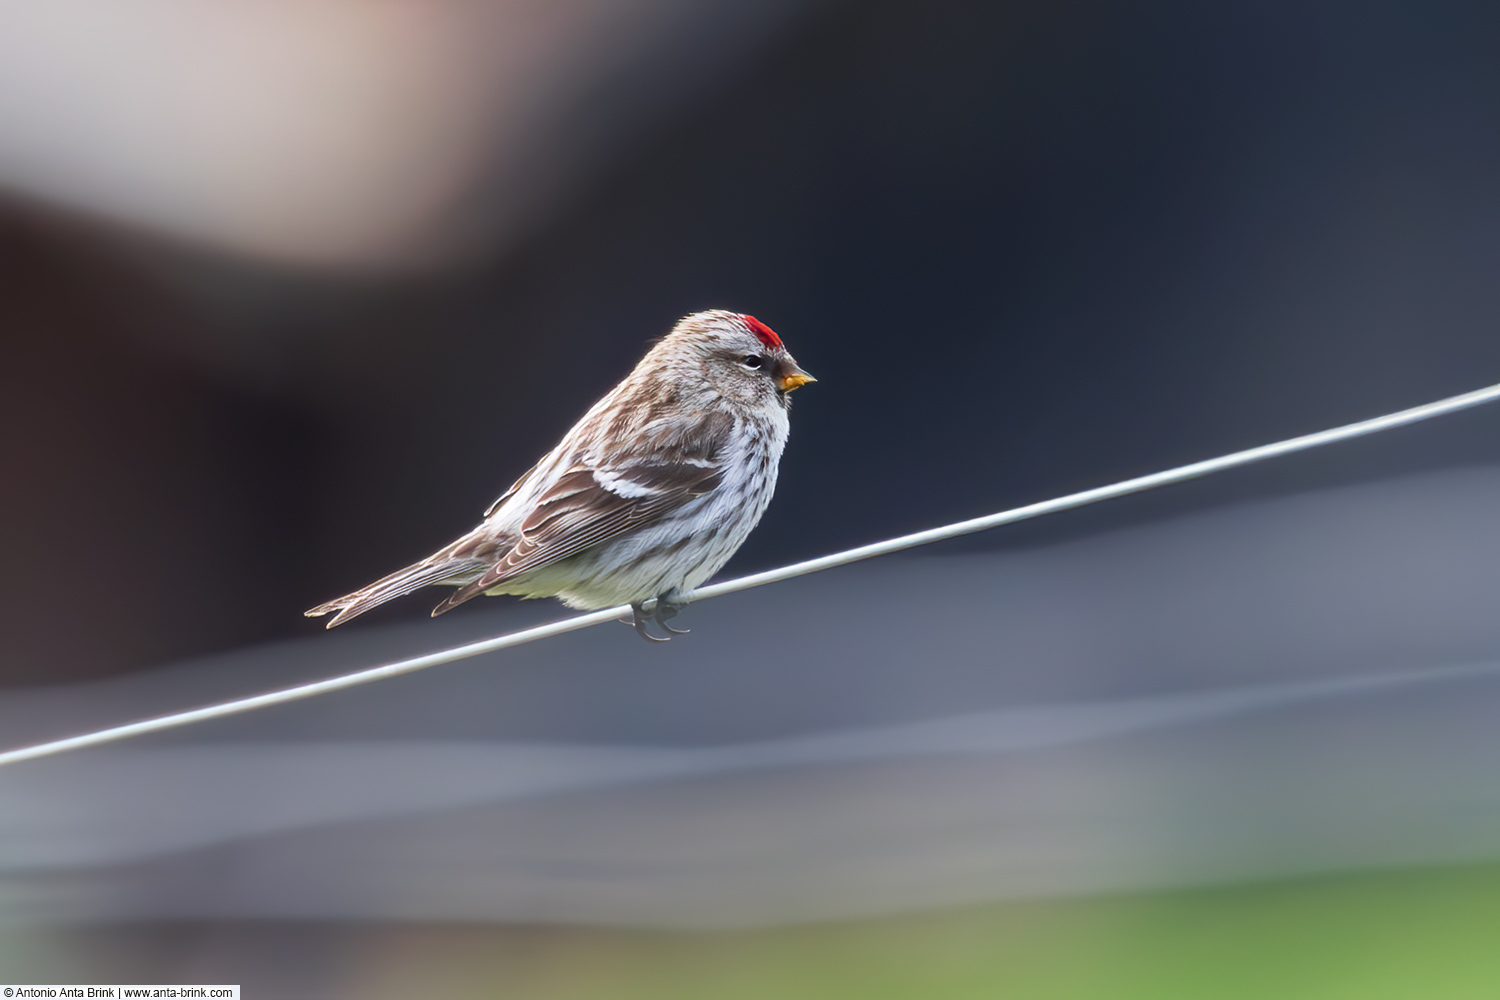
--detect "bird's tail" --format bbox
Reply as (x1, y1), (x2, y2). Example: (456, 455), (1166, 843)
(304, 556), (486, 629)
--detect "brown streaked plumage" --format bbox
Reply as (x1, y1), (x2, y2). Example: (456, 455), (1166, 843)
(305, 310), (814, 640)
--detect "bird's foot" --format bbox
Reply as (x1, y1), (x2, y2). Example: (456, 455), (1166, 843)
(653, 595), (690, 635)
(627, 602), (672, 642)
(622, 595), (690, 642)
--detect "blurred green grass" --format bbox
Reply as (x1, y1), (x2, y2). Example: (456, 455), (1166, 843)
(356, 859), (1500, 999)
(15, 858), (1500, 996)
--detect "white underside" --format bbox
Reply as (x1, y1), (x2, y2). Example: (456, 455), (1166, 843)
(486, 472), (775, 608)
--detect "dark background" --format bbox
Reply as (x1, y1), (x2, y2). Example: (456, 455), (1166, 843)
(4, 0), (1500, 681)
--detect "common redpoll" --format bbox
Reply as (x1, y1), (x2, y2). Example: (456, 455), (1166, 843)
(306, 310), (815, 640)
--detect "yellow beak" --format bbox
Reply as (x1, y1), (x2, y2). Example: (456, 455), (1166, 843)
(779, 370), (816, 392)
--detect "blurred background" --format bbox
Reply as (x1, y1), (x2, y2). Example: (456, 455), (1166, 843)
(4, 0), (1500, 995)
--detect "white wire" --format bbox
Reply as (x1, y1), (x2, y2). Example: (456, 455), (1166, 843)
(3, 380), (1500, 768)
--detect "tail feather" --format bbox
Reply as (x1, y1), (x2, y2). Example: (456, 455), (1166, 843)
(305, 558), (484, 629)
(429, 574), (499, 618)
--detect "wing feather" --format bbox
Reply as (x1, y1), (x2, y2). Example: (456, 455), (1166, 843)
(432, 410), (734, 615)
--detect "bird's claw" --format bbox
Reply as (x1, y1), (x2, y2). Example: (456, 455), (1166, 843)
(654, 599), (690, 635)
(634, 620), (673, 642)
(625, 598), (689, 642)
(626, 602), (672, 642)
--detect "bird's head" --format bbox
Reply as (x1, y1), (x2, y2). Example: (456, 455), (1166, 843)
(658, 309), (815, 409)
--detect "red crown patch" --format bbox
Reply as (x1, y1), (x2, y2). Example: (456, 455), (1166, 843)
(743, 315), (783, 350)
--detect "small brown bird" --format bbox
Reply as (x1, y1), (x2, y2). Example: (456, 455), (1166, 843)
(305, 310), (815, 640)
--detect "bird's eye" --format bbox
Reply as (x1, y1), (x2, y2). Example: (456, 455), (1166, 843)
(741, 355), (764, 369)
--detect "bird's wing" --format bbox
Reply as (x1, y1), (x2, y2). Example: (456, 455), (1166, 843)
(433, 410), (734, 613)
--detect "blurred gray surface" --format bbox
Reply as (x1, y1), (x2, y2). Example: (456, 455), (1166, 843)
(0, 0), (809, 266)
(3, 467), (1500, 927)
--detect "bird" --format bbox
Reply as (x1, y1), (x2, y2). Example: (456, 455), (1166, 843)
(305, 309), (815, 640)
